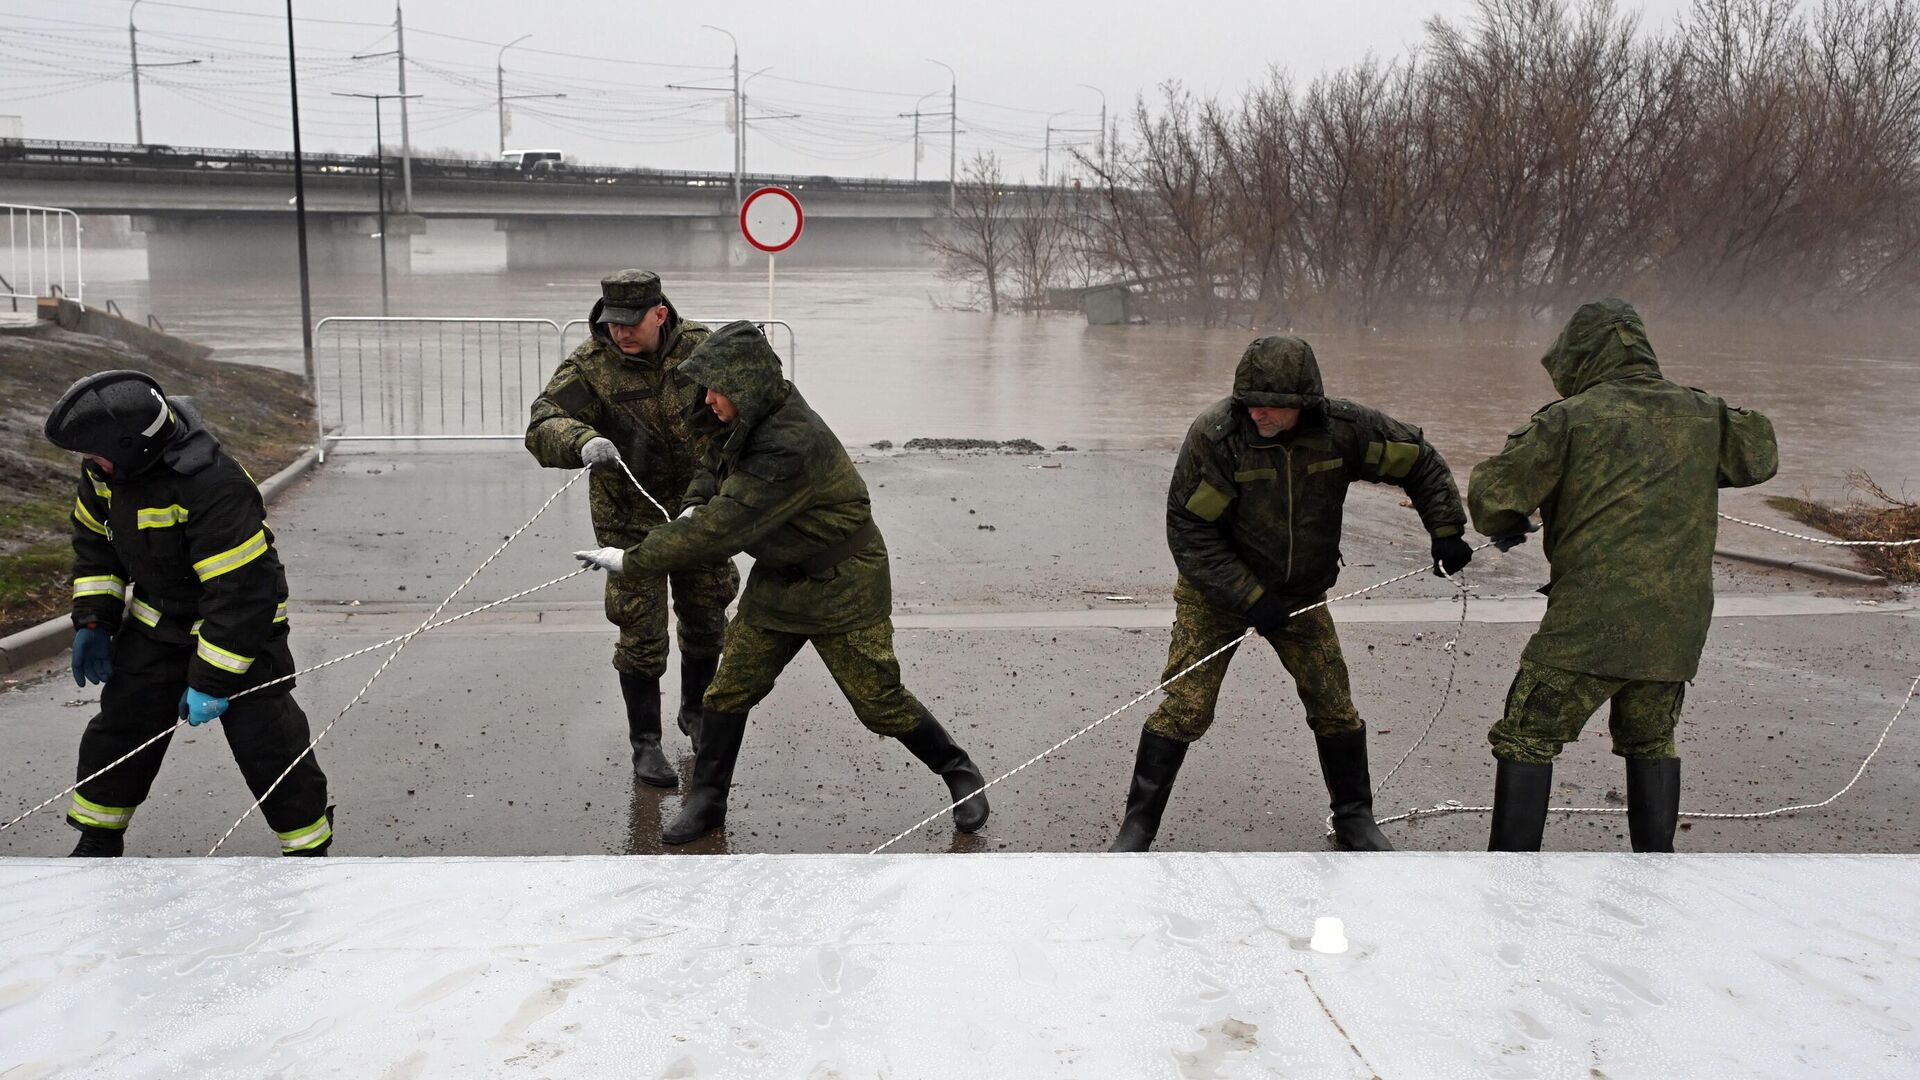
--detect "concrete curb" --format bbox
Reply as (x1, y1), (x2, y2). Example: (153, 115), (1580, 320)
(1714, 547), (1888, 586)
(0, 447), (324, 678)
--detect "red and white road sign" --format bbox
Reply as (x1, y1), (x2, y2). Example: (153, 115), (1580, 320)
(740, 186), (803, 253)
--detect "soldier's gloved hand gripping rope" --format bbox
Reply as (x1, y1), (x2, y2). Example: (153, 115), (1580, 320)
(579, 436), (623, 471)
(1432, 533), (1475, 576)
(574, 548), (626, 574)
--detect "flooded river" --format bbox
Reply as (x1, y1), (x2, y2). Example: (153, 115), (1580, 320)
(80, 234), (1919, 497)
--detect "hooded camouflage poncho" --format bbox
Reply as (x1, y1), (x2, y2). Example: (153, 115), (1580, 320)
(617, 321), (891, 636)
(1166, 335), (1467, 616)
(1468, 299), (1779, 681)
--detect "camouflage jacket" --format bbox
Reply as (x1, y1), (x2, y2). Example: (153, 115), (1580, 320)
(619, 321), (889, 636)
(524, 308), (711, 545)
(1168, 336), (1467, 616)
(1468, 299), (1779, 681)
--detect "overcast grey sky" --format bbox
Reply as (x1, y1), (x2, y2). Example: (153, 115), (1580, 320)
(3, 0), (1693, 179)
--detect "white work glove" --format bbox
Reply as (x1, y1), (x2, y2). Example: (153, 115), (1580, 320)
(580, 436), (622, 471)
(676, 503), (698, 521)
(573, 547), (625, 574)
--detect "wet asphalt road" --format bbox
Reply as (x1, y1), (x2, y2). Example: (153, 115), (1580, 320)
(2, 447), (1913, 858)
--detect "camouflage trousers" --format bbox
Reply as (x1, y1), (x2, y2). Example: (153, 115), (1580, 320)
(1143, 579), (1363, 743)
(1488, 658), (1685, 765)
(705, 617), (925, 736)
(605, 558), (738, 678)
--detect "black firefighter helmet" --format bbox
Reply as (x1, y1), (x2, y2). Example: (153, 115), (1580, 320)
(44, 369), (179, 475)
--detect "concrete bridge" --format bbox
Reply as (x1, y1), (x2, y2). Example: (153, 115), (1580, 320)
(0, 140), (981, 275)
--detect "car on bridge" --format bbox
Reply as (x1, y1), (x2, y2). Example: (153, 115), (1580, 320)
(500, 149), (567, 178)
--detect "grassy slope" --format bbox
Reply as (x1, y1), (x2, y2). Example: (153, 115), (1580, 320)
(0, 326), (312, 637)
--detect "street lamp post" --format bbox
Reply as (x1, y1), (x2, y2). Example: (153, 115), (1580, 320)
(283, 0), (315, 399)
(1078, 83), (1108, 168)
(497, 34), (528, 156)
(128, 0), (201, 145)
(1044, 110), (1070, 181)
(898, 89), (940, 183)
(334, 91), (420, 317)
(496, 35), (566, 158)
(739, 68), (797, 178)
(701, 24), (741, 210)
(928, 59), (956, 210)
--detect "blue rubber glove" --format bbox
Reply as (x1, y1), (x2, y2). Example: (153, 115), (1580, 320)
(179, 688), (230, 726)
(72, 626), (112, 688)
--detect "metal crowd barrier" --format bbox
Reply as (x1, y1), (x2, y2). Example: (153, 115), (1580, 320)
(558, 317), (797, 379)
(312, 317), (562, 455)
(313, 316), (798, 456)
(3, 203), (84, 312)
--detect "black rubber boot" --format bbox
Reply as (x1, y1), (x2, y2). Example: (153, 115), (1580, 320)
(283, 805), (336, 857)
(1488, 759), (1554, 851)
(662, 708), (749, 845)
(68, 823), (125, 858)
(1315, 728), (1394, 851)
(1625, 757), (1681, 853)
(1108, 729), (1189, 852)
(677, 654), (719, 749)
(894, 710), (990, 834)
(620, 672), (678, 789)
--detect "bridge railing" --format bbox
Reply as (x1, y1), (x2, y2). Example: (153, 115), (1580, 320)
(312, 317), (562, 455)
(559, 317), (797, 379)
(2, 203), (83, 312)
(313, 316), (797, 456)
(1, 138), (1061, 197)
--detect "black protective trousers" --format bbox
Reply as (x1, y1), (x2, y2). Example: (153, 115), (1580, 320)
(68, 625), (330, 851)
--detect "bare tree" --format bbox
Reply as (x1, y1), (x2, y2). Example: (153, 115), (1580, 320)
(927, 152), (1013, 313)
(1084, 0), (1919, 323)
(1006, 179), (1078, 310)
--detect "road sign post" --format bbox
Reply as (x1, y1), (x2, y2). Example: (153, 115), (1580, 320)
(739, 186), (802, 324)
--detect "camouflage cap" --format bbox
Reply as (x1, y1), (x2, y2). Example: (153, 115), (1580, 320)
(595, 269), (666, 325)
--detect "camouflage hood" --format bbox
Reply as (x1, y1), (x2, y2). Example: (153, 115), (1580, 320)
(1232, 335), (1324, 410)
(677, 320), (785, 430)
(1541, 298), (1662, 398)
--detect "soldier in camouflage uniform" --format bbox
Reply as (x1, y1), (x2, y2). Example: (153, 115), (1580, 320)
(1110, 336), (1472, 853)
(572, 321), (990, 846)
(526, 271), (739, 788)
(1469, 299), (1777, 852)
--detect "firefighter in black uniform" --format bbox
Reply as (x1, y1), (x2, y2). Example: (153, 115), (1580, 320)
(46, 370), (333, 857)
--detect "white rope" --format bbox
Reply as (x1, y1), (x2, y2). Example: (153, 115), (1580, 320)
(1367, 512), (1920, 831)
(1718, 511), (1920, 548)
(615, 457), (673, 522)
(9, 454), (669, 842)
(204, 469), (589, 854)
(1371, 568), (1472, 798)
(1378, 669), (1918, 826)
(0, 567), (591, 834)
(867, 554), (1481, 854)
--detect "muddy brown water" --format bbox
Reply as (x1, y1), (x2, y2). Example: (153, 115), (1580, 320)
(84, 243), (1917, 498)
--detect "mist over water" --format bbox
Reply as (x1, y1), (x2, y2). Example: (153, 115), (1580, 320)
(80, 229), (1918, 498)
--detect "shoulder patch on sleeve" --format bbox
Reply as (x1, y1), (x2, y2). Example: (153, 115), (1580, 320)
(550, 374), (596, 416)
(1184, 480), (1232, 522)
